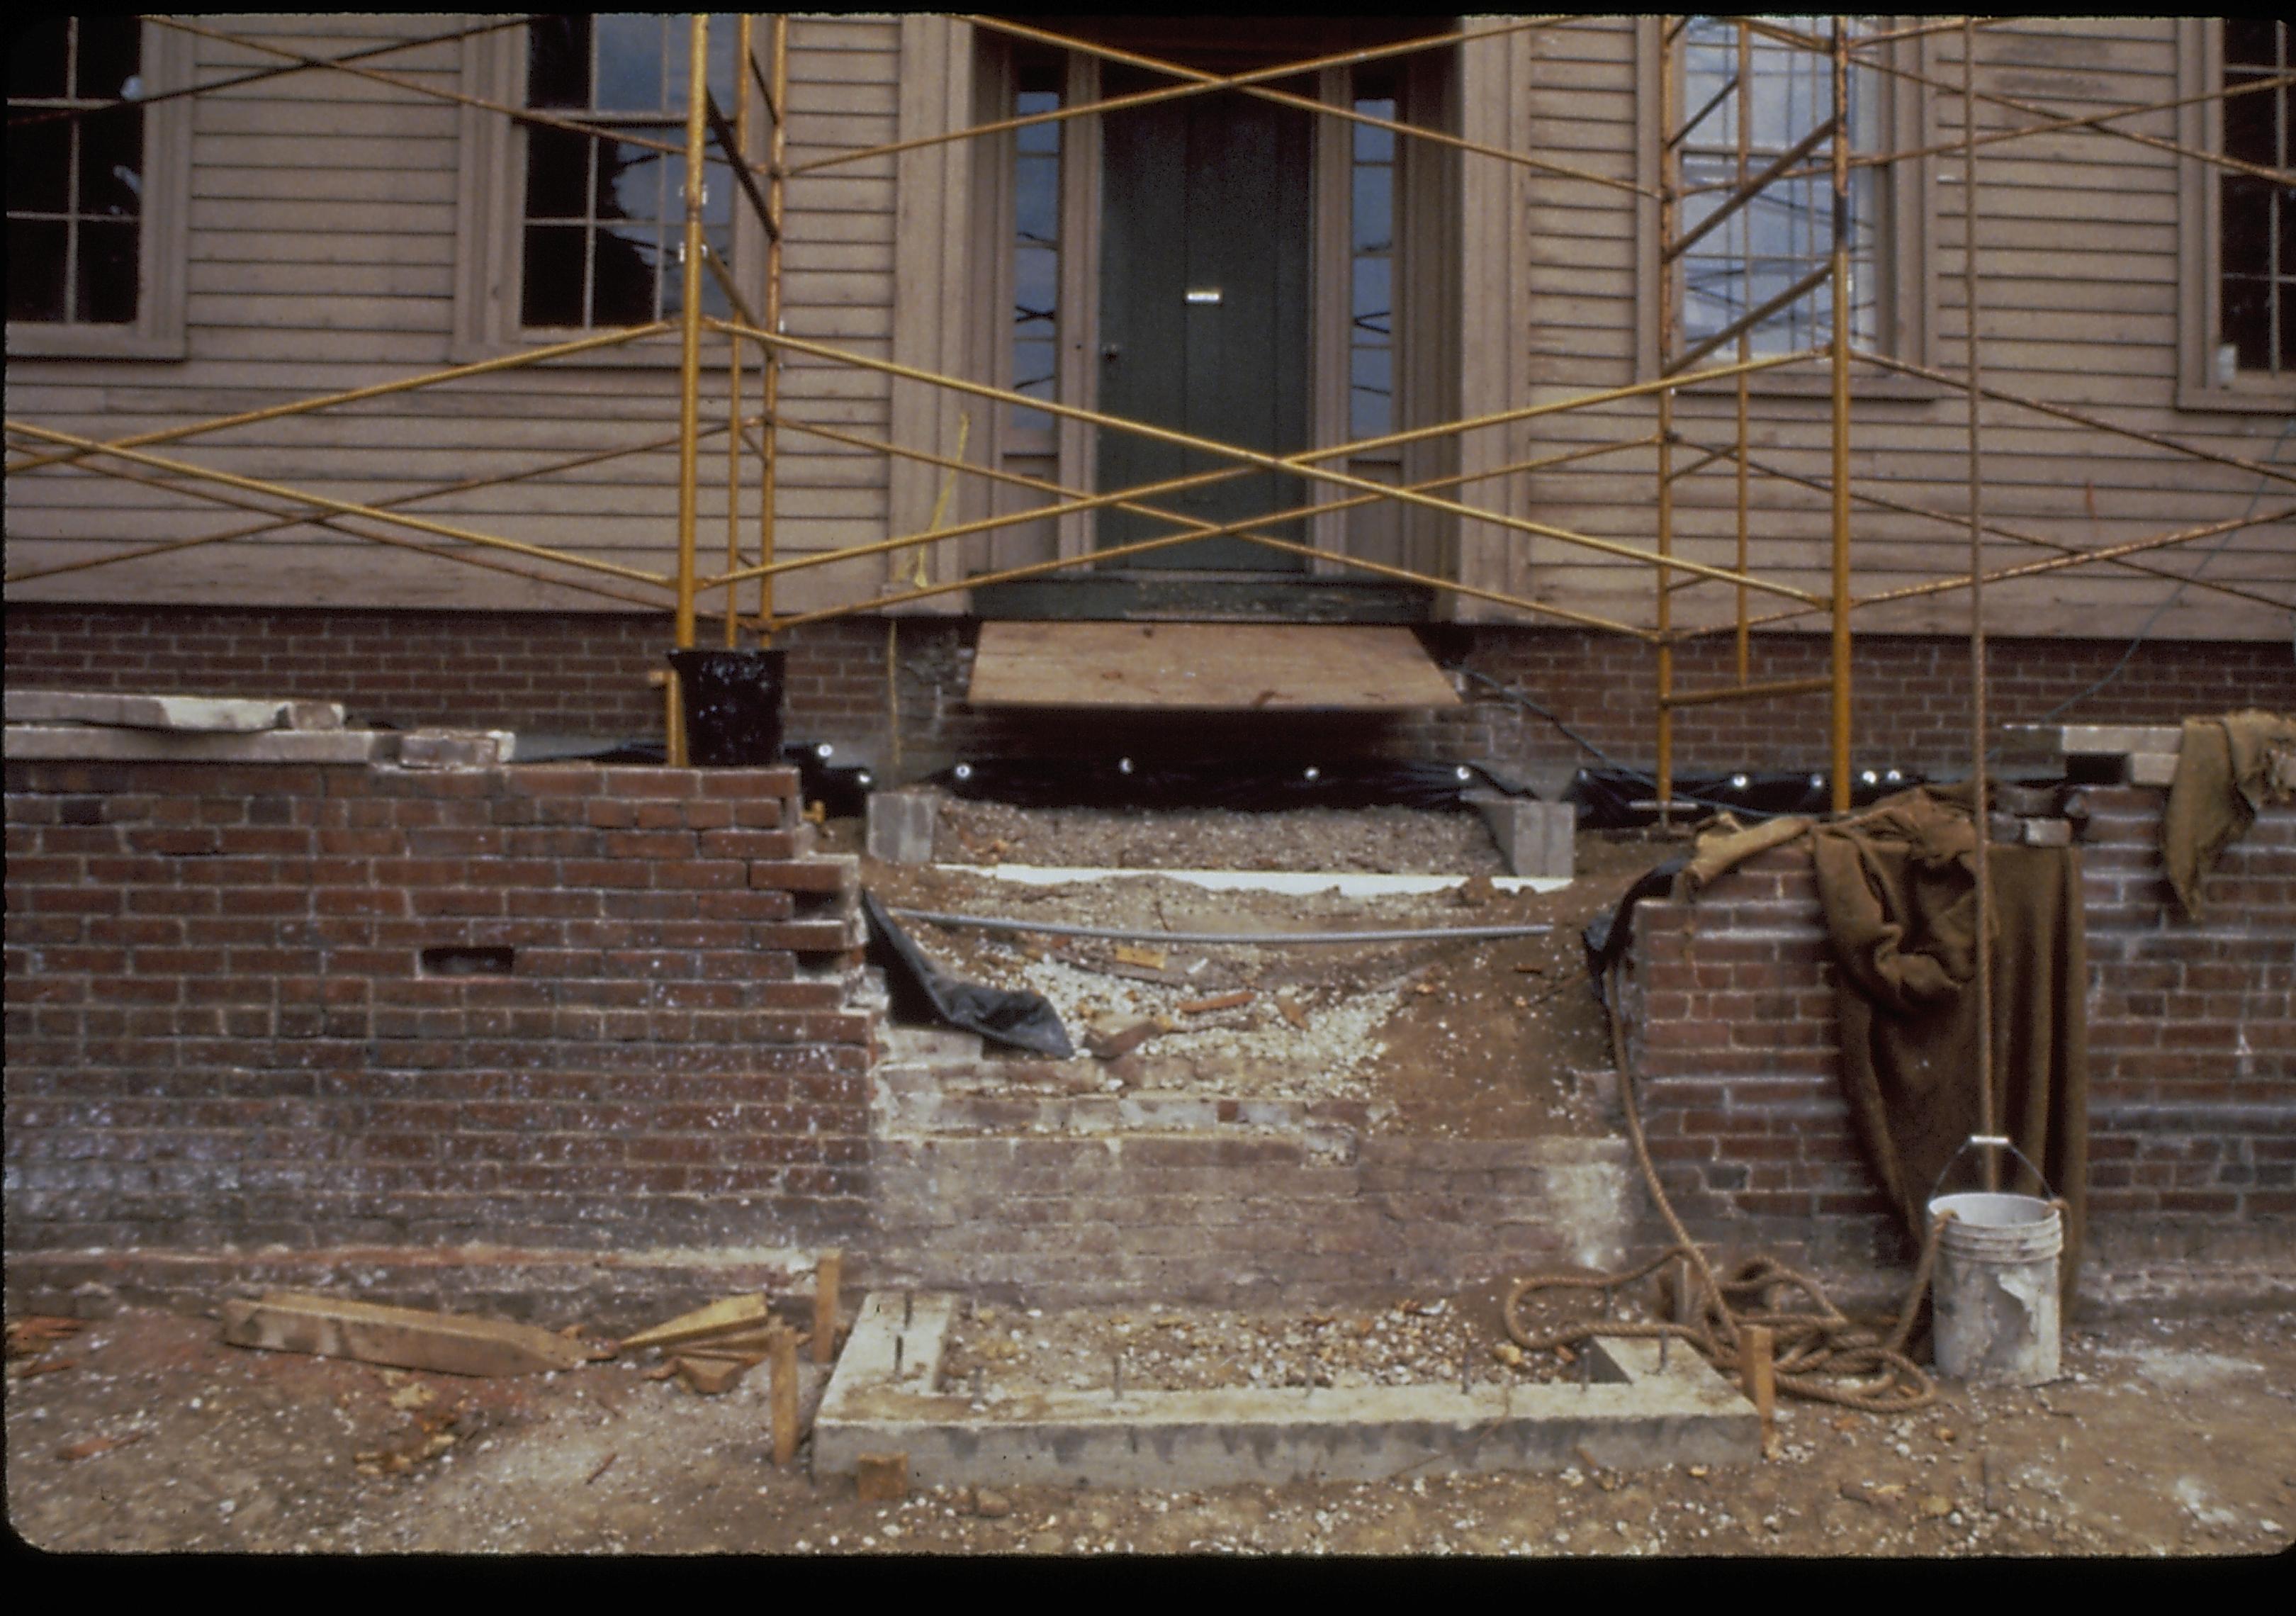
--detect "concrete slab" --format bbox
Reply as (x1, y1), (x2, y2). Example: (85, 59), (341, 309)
(938, 864), (1570, 897)
(4, 690), (344, 732)
(2, 725), (390, 764)
(813, 1292), (1756, 1488)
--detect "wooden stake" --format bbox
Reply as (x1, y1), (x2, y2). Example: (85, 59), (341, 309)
(813, 1250), (842, 1367)
(770, 1325), (800, 1469)
(1740, 1324), (1777, 1456)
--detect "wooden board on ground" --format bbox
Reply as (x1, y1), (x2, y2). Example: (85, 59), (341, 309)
(219, 1291), (590, 1377)
(619, 1292), (773, 1352)
(965, 621), (1461, 711)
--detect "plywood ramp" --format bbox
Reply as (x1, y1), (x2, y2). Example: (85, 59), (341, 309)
(966, 622), (1461, 711)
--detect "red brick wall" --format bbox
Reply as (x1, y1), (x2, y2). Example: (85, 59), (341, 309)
(9, 605), (2288, 777)
(4, 758), (874, 1257)
(1619, 790), (2295, 1280)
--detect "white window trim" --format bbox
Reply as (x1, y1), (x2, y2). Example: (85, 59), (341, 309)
(6, 20), (191, 361)
(450, 19), (767, 366)
(1633, 16), (1941, 401)
(2175, 17), (2296, 415)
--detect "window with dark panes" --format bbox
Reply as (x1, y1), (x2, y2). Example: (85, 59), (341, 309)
(6, 16), (145, 325)
(520, 14), (738, 330)
(1676, 16), (1884, 355)
(2219, 18), (2292, 378)
(1010, 55), (1062, 436)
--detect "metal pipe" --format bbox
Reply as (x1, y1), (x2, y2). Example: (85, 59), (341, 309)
(4, 421), (676, 585)
(760, 11), (788, 638)
(1656, 16), (1679, 824)
(1669, 262), (1834, 375)
(673, 12), (710, 670)
(882, 911), (1556, 947)
(145, 16), (688, 160)
(1658, 675), (1833, 709)
(1828, 16), (1854, 815)
(1964, 15), (1997, 1194)
(1672, 438), (2295, 614)
(1862, 352), (2296, 488)
(6, 322), (671, 479)
(1662, 117), (1840, 264)
(724, 16), (754, 651)
(1735, 18), (1753, 685)
(706, 319), (1827, 602)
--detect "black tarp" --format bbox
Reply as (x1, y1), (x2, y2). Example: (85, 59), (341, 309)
(933, 758), (1508, 812)
(860, 890), (1074, 1057)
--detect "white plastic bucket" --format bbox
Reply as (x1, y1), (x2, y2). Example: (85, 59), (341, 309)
(1928, 1191), (2061, 1386)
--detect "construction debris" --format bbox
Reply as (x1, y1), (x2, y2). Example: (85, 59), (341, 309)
(855, 1451), (910, 1503)
(55, 1432), (145, 1462)
(619, 1293), (773, 1353)
(675, 1357), (750, 1396)
(1084, 1015), (1163, 1060)
(1178, 990), (1254, 1016)
(219, 1291), (590, 1377)
(6, 1315), (85, 1359)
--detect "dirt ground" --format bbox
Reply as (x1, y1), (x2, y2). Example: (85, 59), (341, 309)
(9, 1298), (2292, 1557)
(857, 801), (1664, 1134)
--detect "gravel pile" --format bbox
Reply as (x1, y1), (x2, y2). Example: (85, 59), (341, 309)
(935, 796), (1509, 875)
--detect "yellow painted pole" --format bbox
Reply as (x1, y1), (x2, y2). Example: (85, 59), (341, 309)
(724, 13), (754, 651)
(1828, 16), (1853, 814)
(1655, 18), (1678, 823)
(759, 11), (788, 638)
(670, 13), (711, 765)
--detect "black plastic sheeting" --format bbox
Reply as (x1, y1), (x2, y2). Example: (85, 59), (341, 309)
(668, 649), (787, 767)
(1564, 765), (1925, 830)
(860, 890), (1074, 1057)
(933, 758), (1507, 812)
(1581, 853), (1689, 1012)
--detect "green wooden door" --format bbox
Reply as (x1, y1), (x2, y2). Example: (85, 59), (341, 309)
(1095, 72), (1312, 569)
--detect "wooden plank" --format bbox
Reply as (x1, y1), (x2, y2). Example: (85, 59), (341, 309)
(218, 1291), (590, 1376)
(619, 1292), (772, 1352)
(966, 622), (1463, 711)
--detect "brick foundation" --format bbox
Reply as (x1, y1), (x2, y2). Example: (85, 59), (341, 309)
(3, 758), (874, 1293)
(1619, 787), (2295, 1297)
(9, 605), (2289, 778)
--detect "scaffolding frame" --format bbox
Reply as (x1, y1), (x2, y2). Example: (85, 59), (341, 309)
(7, 16), (2292, 780)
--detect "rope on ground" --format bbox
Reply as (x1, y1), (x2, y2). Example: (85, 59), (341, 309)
(1497, 961), (1942, 1415)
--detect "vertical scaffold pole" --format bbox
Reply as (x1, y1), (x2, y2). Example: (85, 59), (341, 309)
(724, 13), (753, 649)
(1734, 18), (1752, 685)
(1964, 17), (1998, 1191)
(758, 13), (788, 639)
(1827, 16), (1852, 814)
(1655, 18), (1679, 824)
(670, 13), (711, 764)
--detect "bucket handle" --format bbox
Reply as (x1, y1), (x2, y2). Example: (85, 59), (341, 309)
(1928, 1135), (2059, 1208)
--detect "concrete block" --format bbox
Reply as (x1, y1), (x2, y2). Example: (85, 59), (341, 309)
(397, 729), (515, 770)
(2123, 753), (2178, 787)
(814, 1292), (1756, 1487)
(1, 724), (388, 765)
(1468, 793), (1575, 880)
(867, 790), (936, 865)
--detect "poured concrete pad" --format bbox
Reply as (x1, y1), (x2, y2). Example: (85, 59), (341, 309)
(814, 1293), (1757, 1488)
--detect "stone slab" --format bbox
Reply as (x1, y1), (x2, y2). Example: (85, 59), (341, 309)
(867, 790), (936, 864)
(2, 725), (390, 764)
(812, 1292), (1757, 1487)
(1467, 793), (1575, 879)
(3, 690), (344, 732)
(2000, 723), (2183, 760)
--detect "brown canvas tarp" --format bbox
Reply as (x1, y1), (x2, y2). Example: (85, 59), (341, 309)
(2161, 709), (2296, 921)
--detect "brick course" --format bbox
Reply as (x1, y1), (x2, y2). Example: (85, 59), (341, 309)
(1619, 791), (2295, 1282)
(3, 758), (873, 1261)
(9, 605), (2288, 777)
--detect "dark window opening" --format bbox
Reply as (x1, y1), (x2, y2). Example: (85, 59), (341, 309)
(2219, 18), (2292, 378)
(420, 946), (517, 976)
(6, 16), (143, 325)
(519, 13), (738, 331)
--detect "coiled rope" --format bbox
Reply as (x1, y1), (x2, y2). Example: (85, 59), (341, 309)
(1499, 961), (1945, 1414)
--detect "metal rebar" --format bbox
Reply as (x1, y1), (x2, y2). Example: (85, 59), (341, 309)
(1966, 17), (1997, 1192)
(1828, 16), (1855, 815)
(880, 911), (1555, 947)
(1656, 18), (1679, 826)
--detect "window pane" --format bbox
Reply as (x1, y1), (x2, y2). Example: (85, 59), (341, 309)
(76, 218), (137, 322)
(1353, 101), (1395, 163)
(1015, 152), (1058, 244)
(8, 117), (72, 213)
(1352, 164), (1392, 253)
(1014, 243), (1057, 332)
(528, 16), (590, 108)
(665, 15), (743, 115)
(2278, 280), (2292, 372)
(1353, 253), (1390, 335)
(522, 224), (587, 325)
(595, 16), (666, 113)
(78, 104), (143, 217)
(2222, 72), (2274, 168)
(2222, 175), (2270, 278)
(8, 218), (68, 320)
(75, 16), (139, 101)
(2222, 276), (2271, 372)
(594, 222), (659, 322)
(8, 18), (67, 99)
(2223, 17), (2278, 69)
(526, 127), (590, 219)
(598, 142), (665, 224)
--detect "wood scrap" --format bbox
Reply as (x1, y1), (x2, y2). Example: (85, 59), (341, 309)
(56, 1432), (145, 1461)
(6, 1315), (84, 1358)
(220, 1291), (589, 1377)
(1178, 989), (1254, 1015)
(618, 1292), (772, 1352)
(675, 1356), (749, 1395)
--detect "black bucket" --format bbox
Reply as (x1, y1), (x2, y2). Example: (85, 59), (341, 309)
(668, 649), (787, 767)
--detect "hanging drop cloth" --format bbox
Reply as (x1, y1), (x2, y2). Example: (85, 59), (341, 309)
(2161, 709), (2296, 921)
